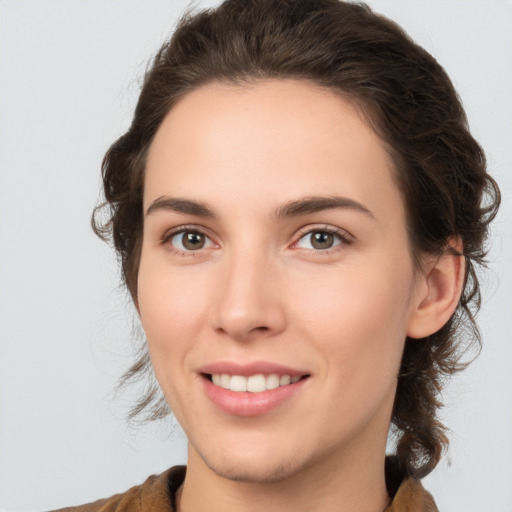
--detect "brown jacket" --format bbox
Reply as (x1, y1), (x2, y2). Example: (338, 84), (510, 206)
(53, 465), (438, 512)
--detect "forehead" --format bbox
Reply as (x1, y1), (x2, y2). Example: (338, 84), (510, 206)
(144, 79), (404, 224)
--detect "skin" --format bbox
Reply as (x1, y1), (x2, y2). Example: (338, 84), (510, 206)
(137, 80), (463, 512)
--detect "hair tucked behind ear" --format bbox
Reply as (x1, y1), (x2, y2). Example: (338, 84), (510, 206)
(93, 0), (500, 478)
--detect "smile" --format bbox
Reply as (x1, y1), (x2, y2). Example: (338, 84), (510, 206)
(200, 363), (310, 416)
(210, 373), (302, 393)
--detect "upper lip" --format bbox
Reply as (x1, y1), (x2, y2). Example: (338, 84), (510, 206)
(199, 360), (309, 377)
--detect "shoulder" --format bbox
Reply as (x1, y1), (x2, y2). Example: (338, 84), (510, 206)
(49, 466), (186, 512)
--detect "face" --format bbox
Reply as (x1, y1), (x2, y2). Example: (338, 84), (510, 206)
(138, 80), (423, 482)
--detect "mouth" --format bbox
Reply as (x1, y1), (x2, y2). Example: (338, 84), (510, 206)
(205, 373), (306, 393)
(199, 364), (310, 417)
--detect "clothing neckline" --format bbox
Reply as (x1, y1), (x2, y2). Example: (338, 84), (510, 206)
(162, 461), (437, 512)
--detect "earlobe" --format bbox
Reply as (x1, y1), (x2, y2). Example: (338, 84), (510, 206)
(407, 241), (465, 339)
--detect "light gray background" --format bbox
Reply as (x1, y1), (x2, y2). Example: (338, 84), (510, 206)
(0, 1), (511, 510)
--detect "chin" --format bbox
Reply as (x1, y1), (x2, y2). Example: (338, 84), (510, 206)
(199, 449), (302, 483)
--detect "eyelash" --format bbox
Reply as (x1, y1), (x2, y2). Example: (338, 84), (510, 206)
(160, 225), (353, 256)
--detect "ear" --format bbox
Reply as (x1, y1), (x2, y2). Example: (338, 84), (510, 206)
(407, 240), (465, 339)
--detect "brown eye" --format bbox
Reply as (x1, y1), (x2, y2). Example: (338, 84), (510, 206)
(296, 230), (344, 251)
(311, 232), (334, 249)
(170, 230), (212, 251)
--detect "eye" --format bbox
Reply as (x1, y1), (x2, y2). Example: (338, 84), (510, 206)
(295, 229), (347, 251)
(169, 230), (214, 251)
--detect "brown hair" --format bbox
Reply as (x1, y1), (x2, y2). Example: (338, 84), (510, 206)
(93, 0), (500, 479)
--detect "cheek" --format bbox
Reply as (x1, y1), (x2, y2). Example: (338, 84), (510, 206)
(139, 253), (209, 327)
(137, 256), (215, 379)
(289, 261), (413, 379)
(136, 263), (217, 420)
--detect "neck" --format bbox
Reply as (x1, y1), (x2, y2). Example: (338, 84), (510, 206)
(178, 442), (390, 512)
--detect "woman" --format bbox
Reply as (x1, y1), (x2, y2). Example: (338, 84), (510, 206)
(48, 0), (499, 510)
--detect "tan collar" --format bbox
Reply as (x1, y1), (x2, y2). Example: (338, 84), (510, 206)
(384, 478), (438, 512)
(52, 466), (438, 512)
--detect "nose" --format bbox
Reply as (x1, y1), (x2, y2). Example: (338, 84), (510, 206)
(210, 250), (287, 342)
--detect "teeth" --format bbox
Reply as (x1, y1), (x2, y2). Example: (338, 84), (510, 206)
(229, 375), (247, 392)
(247, 374), (266, 392)
(211, 373), (303, 393)
(220, 374), (231, 389)
(279, 375), (291, 386)
(266, 374), (280, 390)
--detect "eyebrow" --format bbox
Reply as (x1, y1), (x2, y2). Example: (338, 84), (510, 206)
(146, 196), (217, 218)
(274, 196), (376, 220)
(145, 195), (375, 220)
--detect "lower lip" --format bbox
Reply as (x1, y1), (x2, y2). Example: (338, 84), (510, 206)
(202, 376), (307, 417)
